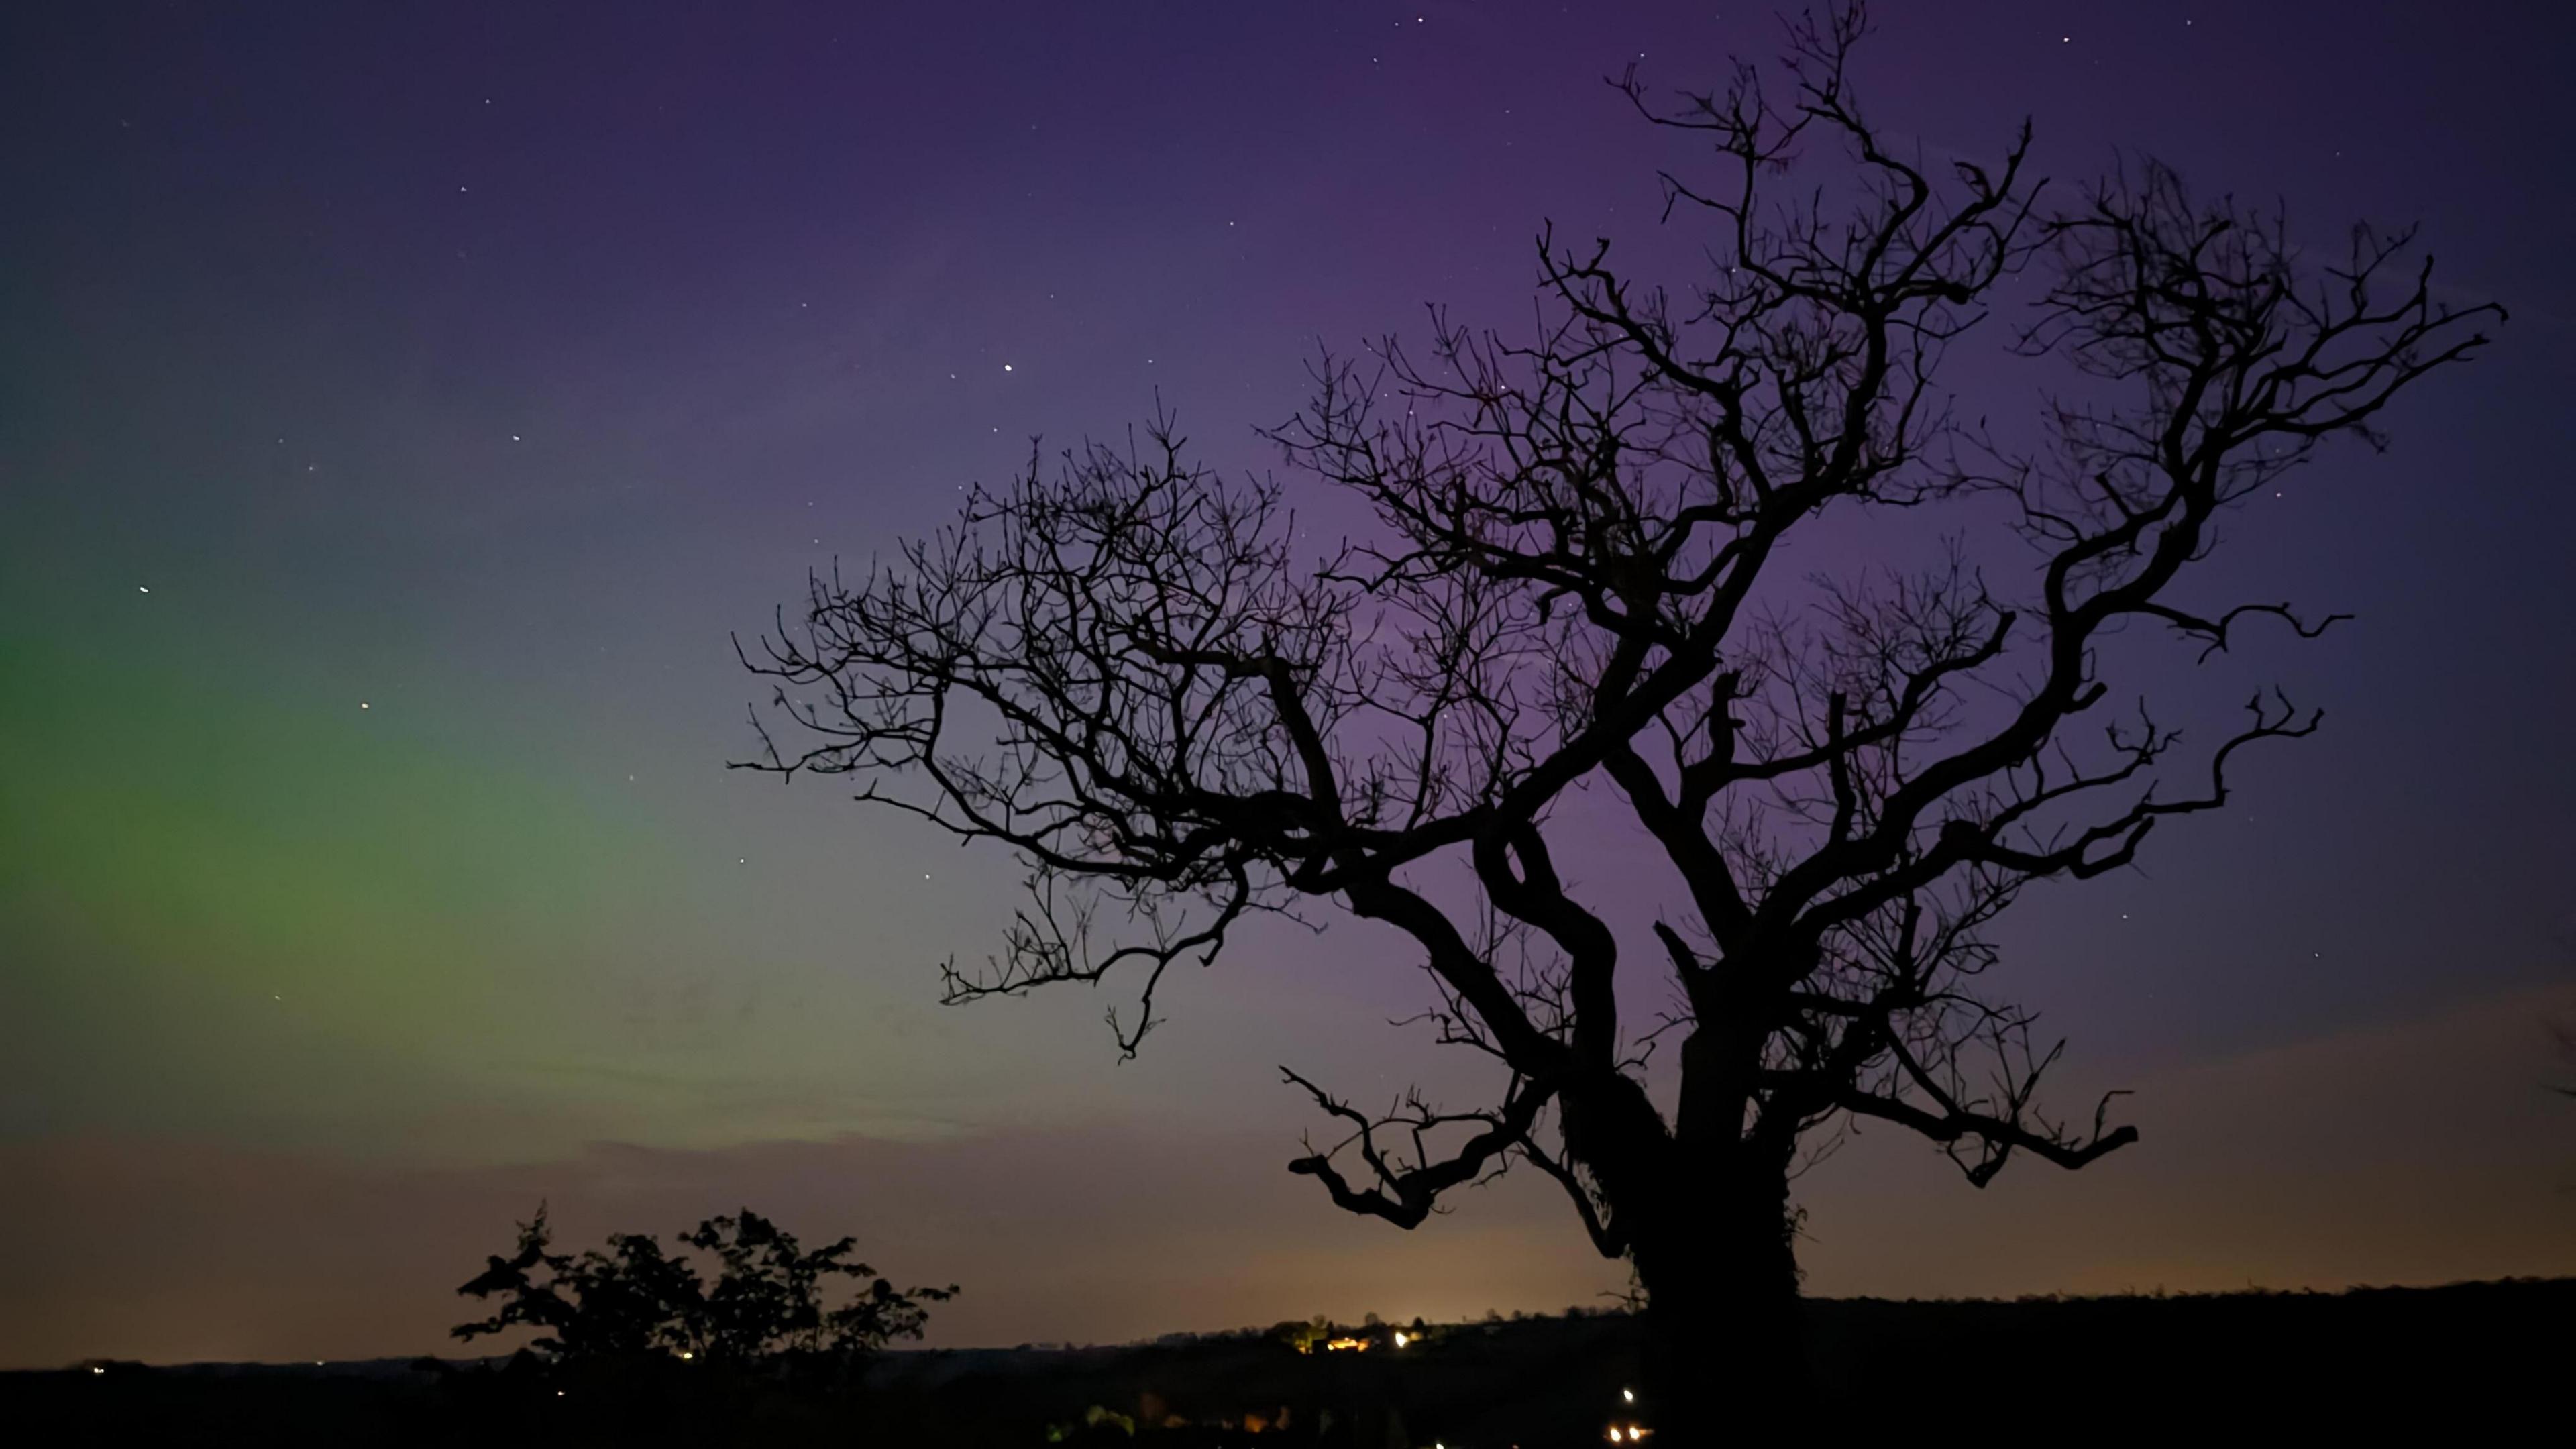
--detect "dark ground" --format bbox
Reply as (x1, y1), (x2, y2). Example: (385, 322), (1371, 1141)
(6, 1279), (2564, 1444)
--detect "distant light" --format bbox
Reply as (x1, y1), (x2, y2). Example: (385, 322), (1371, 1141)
(1393, 1332), (1407, 1347)
(91, 1366), (105, 1375)
(1002, 364), (1014, 372)
(680, 1351), (694, 1360)
(1623, 1388), (1635, 1403)
(138, 586), (150, 594)
(359, 702), (370, 710)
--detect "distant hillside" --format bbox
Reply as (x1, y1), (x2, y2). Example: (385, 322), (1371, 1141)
(9, 1279), (2565, 1442)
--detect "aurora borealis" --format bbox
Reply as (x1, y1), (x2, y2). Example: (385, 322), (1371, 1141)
(4, 2), (2573, 1367)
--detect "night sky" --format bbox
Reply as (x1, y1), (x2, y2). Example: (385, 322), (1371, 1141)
(4, 1), (2573, 1367)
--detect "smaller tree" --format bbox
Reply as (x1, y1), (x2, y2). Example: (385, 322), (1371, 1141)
(1268, 1316), (1333, 1354)
(453, 1204), (957, 1380)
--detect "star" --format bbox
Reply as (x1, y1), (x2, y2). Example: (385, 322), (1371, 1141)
(359, 701), (370, 710)
(137, 585), (150, 594)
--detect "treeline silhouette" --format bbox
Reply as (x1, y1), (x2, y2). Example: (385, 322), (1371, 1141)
(10, 1275), (2566, 1443)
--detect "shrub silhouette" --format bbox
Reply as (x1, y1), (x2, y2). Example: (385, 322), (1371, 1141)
(453, 1204), (955, 1383)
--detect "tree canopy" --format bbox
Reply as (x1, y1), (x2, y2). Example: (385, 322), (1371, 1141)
(453, 1205), (955, 1379)
(735, 1), (2496, 1412)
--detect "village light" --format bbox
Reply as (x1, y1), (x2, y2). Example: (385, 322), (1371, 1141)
(1622, 1388), (1635, 1404)
(1393, 1332), (1408, 1348)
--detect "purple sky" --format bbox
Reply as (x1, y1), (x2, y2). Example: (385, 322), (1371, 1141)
(3, 1), (2572, 1366)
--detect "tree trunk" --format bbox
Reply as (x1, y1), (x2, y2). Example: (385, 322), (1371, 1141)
(1629, 1177), (1806, 1444)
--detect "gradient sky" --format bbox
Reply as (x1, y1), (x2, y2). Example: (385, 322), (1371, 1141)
(4, 1), (2573, 1368)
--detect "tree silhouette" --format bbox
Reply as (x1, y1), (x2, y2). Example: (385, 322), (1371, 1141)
(454, 1205), (955, 1381)
(735, 3), (2493, 1426)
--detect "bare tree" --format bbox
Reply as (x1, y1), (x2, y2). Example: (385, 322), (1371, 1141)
(735, 5), (2494, 1424)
